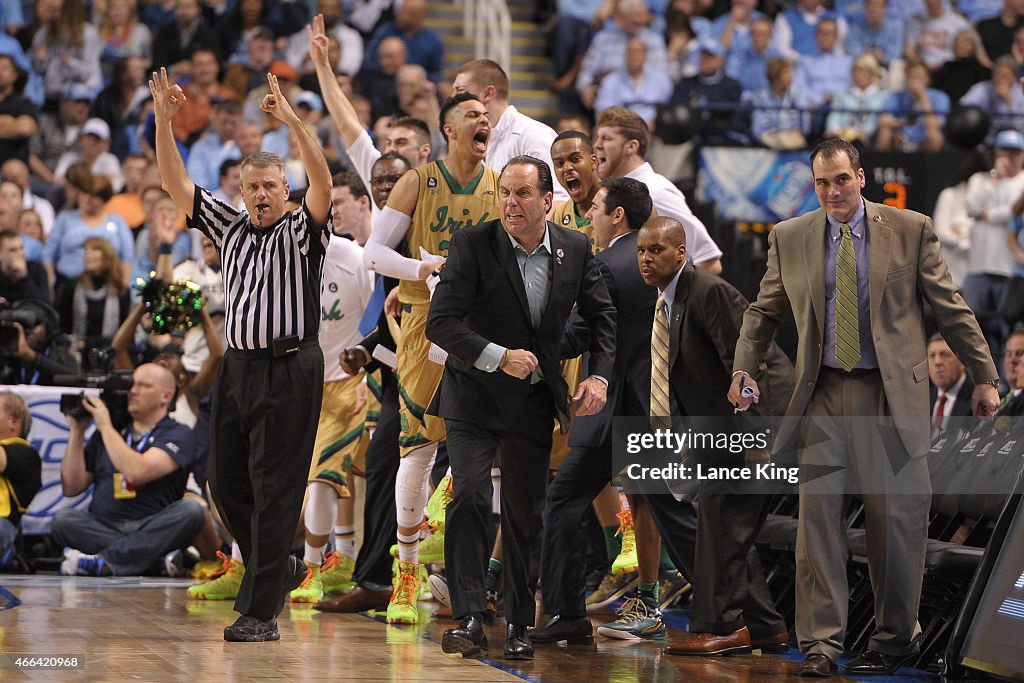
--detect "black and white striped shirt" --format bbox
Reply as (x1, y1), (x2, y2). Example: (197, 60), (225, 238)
(188, 188), (331, 350)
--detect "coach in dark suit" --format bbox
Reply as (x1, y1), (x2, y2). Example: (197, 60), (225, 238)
(534, 179), (700, 644)
(730, 139), (998, 677)
(426, 155), (616, 660)
(635, 216), (794, 656)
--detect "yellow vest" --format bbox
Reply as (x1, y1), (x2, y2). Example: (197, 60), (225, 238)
(399, 160), (501, 305)
(551, 199), (597, 254)
(0, 437), (31, 518)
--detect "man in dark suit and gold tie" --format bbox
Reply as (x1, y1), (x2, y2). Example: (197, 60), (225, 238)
(426, 155), (616, 660)
(636, 216), (795, 656)
(730, 139), (999, 676)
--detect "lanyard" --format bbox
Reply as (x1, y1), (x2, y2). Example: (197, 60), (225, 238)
(124, 426), (156, 453)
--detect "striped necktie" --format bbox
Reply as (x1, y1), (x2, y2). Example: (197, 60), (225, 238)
(651, 295), (671, 423)
(835, 224), (861, 372)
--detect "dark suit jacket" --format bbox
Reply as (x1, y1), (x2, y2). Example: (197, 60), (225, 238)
(563, 231), (653, 449)
(929, 376), (975, 422)
(667, 262), (793, 419)
(0, 262), (50, 304)
(426, 219), (616, 433)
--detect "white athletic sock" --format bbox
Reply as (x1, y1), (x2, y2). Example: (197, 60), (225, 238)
(397, 531), (419, 565)
(304, 541), (326, 567)
(334, 524), (356, 558)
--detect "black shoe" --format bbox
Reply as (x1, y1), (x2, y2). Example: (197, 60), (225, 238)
(504, 623), (534, 660)
(442, 614), (488, 658)
(223, 615), (280, 642)
(841, 650), (907, 675)
(532, 614), (594, 644)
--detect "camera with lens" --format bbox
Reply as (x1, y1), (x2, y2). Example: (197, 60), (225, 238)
(0, 308), (36, 354)
(58, 373), (134, 430)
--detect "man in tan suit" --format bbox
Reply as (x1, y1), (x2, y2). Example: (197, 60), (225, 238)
(729, 139), (999, 677)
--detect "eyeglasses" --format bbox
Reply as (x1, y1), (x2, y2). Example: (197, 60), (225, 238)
(370, 174), (404, 187)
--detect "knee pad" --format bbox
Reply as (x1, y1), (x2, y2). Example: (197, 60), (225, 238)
(395, 444), (437, 529)
(305, 482), (338, 537)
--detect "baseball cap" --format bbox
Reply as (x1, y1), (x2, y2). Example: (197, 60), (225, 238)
(80, 118), (111, 142)
(295, 91), (323, 113)
(995, 129), (1024, 151)
(698, 39), (725, 58)
(62, 83), (93, 102)
(269, 60), (299, 81)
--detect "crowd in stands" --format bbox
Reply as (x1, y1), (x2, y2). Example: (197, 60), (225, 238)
(0, 0), (1023, 584)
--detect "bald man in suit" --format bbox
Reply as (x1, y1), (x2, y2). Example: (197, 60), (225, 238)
(730, 139), (999, 677)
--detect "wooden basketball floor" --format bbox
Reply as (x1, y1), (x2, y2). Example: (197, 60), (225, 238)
(0, 575), (939, 682)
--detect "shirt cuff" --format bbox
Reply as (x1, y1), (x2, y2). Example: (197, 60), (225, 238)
(474, 343), (507, 373)
(588, 375), (608, 386)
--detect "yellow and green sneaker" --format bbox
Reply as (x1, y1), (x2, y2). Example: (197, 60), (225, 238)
(386, 561), (422, 624)
(389, 526), (446, 565)
(289, 564), (324, 603)
(424, 474), (453, 529)
(611, 510), (639, 575)
(186, 551), (244, 600)
(320, 551), (356, 594)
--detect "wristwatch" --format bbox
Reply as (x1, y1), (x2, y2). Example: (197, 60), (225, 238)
(980, 378), (1000, 388)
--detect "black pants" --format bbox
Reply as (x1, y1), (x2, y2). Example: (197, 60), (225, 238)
(352, 375), (400, 588)
(689, 488), (785, 637)
(208, 342), (323, 620)
(445, 385), (554, 626)
(541, 444), (699, 618)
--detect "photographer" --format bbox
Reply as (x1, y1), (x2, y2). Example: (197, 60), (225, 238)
(0, 231), (49, 304)
(0, 299), (77, 386)
(52, 363), (204, 576)
(0, 392), (41, 570)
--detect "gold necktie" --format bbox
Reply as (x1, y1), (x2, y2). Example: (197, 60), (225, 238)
(651, 296), (671, 422)
(835, 224), (861, 372)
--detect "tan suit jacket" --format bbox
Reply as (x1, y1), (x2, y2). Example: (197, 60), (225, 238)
(734, 199), (997, 458)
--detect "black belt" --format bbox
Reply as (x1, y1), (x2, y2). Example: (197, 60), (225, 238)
(821, 365), (879, 377)
(227, 336), (319, 358)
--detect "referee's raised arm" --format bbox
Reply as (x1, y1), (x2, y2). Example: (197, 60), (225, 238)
(149, 68), (197, 217)
(260, 73), (332, 226)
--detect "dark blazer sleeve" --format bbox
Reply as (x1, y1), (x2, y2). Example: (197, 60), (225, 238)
(425, 227), (492, 364)
(573, 243), (616, 381)
(561, 258), (616, 359)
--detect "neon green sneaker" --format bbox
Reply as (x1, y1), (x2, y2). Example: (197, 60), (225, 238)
(386, 561), (422, 624)
(289, 565), (324, 603)
(389, 526), (446, 565)
(186, 551), (244, 600)
(320, 551), (355, 594)
(425, 474), (453, 529)
(611, 510), (639, 575)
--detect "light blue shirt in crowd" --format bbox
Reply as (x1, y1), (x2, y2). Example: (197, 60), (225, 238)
(845, 13), (904, 65)
(186, 133), (240, 191)
(594, 67), (674, 124)
(725, 43), (783, 93)
(793, 50), (853, 109)
(44, 210), (134, 281)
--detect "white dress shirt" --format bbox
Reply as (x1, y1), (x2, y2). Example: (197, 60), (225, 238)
(485, 105), (568, 202)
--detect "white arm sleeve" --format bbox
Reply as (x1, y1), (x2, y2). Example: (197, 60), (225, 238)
(362, 206), (426, 280)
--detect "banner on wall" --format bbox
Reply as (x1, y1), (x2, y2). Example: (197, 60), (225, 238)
(698, 148), (820, 223)
(12, 385), (96, 535)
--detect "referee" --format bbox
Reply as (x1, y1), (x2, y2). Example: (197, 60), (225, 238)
(150, 68), (333, 642)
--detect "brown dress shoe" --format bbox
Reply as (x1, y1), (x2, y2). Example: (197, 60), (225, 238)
(798, 653), (833, 677)
(665, 626), (752, 656)
(314, 585), (392, 613)
(750, 629), (790, 653)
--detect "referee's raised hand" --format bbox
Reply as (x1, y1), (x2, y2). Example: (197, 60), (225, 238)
(148, 67), (186, 125)
(261, 73), (300, 125)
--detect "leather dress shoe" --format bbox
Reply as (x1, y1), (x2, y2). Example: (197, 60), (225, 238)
(504, 623), (534, 660)
(841, 650), (907, 675)
(750, 629), (790, 653)
(798, 653), (833, 677)
(666, 626), (751, 656)
(314, 585), (392, 613)
(442, 614), (488, 658)
(532, 615), (594, 644)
